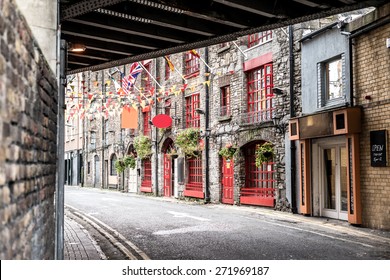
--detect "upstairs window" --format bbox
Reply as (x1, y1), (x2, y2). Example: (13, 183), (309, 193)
(185, 50), (200, 77)
(220, 85), (231, 117)
(318, 55), (345, 108)
(165, 56), (172, 81)
(245, 63), (274, 124)
(248, 31), (272, 48)
(144, 62), (152, 93)
(185, 93), (200, 128)
(143, 111), (150, 136)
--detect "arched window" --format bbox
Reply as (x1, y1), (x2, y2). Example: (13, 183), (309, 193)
(110, 154), (117, 176)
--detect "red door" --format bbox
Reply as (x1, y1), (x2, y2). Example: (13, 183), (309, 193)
(221, 158), (234, 204)
(163, 154), (172, 197)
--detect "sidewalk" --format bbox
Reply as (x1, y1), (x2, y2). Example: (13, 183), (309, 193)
(63, 214), (106, 260)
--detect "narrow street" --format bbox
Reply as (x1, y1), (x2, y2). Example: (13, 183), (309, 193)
(64, 186), (390, 260)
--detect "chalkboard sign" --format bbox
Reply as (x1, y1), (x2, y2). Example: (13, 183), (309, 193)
(370, 130), (387, 167)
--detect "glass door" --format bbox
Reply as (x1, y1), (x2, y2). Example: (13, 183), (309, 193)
(321, 145), (348, 220)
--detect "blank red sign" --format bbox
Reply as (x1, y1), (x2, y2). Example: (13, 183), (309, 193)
(152, 114), (172, 128)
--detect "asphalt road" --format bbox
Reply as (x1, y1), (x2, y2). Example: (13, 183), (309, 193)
(64, 186), (390, 260)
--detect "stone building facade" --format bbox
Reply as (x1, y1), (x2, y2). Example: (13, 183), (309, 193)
(74, 19), (332, 209)
(0, 0), (57, 259)
(66, 6), (390, 230)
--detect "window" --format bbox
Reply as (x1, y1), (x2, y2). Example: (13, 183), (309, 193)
(185, 50), (200, 76)
(183, 155), (203, 198)
(164, 98), (171, 116)
(220, 85), (231, 117)
(110, 154), (117, 176)
(248, 31), (272, 48)
(165, 56), (171, 81)
(90, 132), (96, 149)
(143, 111), (150, 136)
(185, 93), (200, 128)
(87, 161), (91, 174)
(219, 42), (229, 49)
(144, 62), (152, 93)
(318, 56), (344, 108)
(244, 63), (274, 124)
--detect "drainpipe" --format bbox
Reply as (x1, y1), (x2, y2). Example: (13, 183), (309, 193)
(348, 34), (353, 107)
(154, 59), (159, 196)
(204, 47), (211, 203)
(289, 25), (297, 214)
(101, 70), (105, 189)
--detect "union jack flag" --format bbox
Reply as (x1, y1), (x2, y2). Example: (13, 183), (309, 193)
(122, 62), (143, 95)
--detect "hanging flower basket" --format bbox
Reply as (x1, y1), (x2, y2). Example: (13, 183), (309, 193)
(175, 128), (201, 158)
(255, 142), (274, 167)
(114, 159), (126, 173)
(123, 155), (136, 169)
(218, 143), (237, 160)
(115, 155), (136, 173)
(134, 135), (153, 159)
(167, 148), (179, 159)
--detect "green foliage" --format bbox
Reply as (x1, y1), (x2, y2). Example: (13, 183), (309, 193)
(115, 155), (137, 173)
(114, 159), (126, 173)
(255, 142), (274, 167)
(134, 135), (153, 159)
(218, 143), (237, 160)
(123, 155), (136, 169)
(175, 128), (201, 158)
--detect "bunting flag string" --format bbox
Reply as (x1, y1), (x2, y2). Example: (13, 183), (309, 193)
(64, 57), (230, 122)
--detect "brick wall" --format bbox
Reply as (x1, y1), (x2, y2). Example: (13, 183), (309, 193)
(354, 23), (390, 229)
(0, 0), (57, 259)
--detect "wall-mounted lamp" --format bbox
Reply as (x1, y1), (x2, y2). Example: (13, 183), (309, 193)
(68, 43), (86, 52)
(200, 129), (210, 138)
(273, 87), (284, 95)
(272, 116), (287, 134)
(340, 31), (351, 36)
(195, 108), (205, 115)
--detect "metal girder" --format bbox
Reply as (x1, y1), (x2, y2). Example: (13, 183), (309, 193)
(60, 0), (390, 73)
(61, 0), (126, 21)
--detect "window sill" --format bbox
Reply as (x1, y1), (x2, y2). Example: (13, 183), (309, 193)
(217, 45), (230, 54)
(184, 71), (200, 80)
(218, 115), (232, 122)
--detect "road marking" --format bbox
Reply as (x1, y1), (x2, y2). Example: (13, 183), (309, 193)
(102, 198), (120, 202)
(66, 204), (150, 260)
(167, 211), (211, 221)
(244, 216), (374, 248)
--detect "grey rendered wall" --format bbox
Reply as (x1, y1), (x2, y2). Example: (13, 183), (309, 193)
(301, 27), (350, 114)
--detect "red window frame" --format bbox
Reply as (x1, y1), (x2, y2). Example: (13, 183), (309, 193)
(143, 111), (150, 136)
(165, 56), (171, 81)
(241, 142), (275, 207)
(220, 85), (231, 117)
(184, 156), (204, 198)
(248, 31), (273, 48)
(140, 158), (152, 192)
(246, 63), (273, 123)
(144, 62), (152, 93)
(184, 51), (200, 76)
(185, 93), (200, 128)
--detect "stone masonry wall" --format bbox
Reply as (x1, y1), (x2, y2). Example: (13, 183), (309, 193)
(0, 0), (57, 259)
(354, 23), (390, 229)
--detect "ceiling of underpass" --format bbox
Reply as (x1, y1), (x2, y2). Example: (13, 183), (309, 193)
(59, 0), (388, 74)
